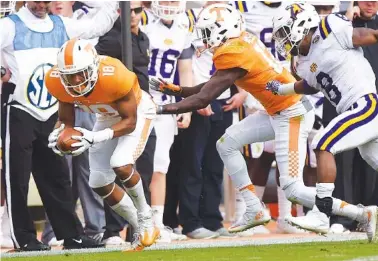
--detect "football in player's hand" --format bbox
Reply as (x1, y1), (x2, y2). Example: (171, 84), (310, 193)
(57, 128), (82, 153)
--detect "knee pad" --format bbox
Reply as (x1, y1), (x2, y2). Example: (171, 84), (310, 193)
(216, 133), (240, 157)
(89, 170), (116, 189)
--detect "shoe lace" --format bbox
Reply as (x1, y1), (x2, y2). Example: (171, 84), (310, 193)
(137, 211), (152, 231)
(131, 233), (142, 248)
(355, 204), (368, 232)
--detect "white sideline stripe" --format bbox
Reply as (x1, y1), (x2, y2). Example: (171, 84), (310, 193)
(1, 233), (368, 258)
(346, 257), (378, 261)
(4, 101), (20, 249)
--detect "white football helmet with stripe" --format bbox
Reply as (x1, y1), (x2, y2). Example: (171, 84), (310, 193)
(272, 3), (320, 58)
(57, 39), (99, 97)
(194, 3), (244, 53)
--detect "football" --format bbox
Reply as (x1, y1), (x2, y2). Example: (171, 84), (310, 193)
(56, 128), (82, 153)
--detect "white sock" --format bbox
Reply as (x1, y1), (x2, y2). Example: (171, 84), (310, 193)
(110, 193), (138, 229)
(125, 179), (150, 213)
(234, 189), (246, 221)
(239, 184), (261, 210)
(316, 183), (334, 198)
(151, 205), (164, 228)
(277, 186), (292, 218)
(332, 198), (364, 222)
(255, 186), (265, 201)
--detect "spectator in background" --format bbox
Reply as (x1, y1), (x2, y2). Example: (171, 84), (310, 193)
(141, 1), (192, 242)
(0, 2), (16, 249)
(95, 1), (157, 246)
(0, 1), (117, 251)
(41, 1), (106, 247)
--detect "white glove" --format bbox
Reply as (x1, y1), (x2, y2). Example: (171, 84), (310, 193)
(48, 124), (65, 156)
(71, 127), (114, 156)
(265, 80), (295, 95)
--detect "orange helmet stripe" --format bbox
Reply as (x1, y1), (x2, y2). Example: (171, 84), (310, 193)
(64, 39), (77, 66)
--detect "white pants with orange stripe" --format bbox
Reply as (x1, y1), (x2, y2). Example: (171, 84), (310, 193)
(217, 99), (317, 208)
(88, 92), (156, 188)
(312, 93), (378, 170)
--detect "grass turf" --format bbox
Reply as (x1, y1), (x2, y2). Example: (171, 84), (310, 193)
(3, 241), (378, 261)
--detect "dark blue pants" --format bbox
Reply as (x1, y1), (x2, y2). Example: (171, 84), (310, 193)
(176, 100), (233, 234)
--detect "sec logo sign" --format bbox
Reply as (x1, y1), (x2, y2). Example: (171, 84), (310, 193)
(27, 63), (57, 110)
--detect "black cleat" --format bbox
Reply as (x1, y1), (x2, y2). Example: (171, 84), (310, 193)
(63, 235), (105, 250)
(16, 239), (51, 252)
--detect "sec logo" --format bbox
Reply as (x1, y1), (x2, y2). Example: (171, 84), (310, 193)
(27, 63), (57, 110)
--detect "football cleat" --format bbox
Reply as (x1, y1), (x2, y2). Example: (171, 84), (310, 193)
(228, 208), (271, 233)
(138, 210), (160, 247)
(285, 206), (329, 235)
(358, 205), (378, 243)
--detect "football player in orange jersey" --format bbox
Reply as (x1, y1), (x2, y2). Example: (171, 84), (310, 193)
(150, 3), (316, 233)
(45, 39), (159, 250)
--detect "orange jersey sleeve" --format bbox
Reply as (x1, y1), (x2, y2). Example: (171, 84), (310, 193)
(213, 32), (301, 115)
(97, 56), (142, 104)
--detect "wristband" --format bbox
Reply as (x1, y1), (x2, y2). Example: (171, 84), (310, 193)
(278, 83), (296, 95)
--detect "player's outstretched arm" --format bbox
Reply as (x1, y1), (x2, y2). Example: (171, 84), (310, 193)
(266, 80), (319, 95)
(352, 28), (378, 47)
(158, 68), (247, 114)
(149, 78), (207, 98)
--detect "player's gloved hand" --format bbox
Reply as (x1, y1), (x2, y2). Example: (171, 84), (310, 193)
(265, 80), (282, 95)
(48, 124), (65, 156)
(149, 77), (182, 96)
(71, 127), (114, 156)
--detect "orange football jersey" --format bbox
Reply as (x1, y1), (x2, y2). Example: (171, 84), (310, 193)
(45, 56), (142, 117)
(213, 32), (301, 115)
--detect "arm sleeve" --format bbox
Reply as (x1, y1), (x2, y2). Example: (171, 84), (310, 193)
(326, 14), (354, 49)
(0, 18), (15, 51)
(62, 1), (119, 40)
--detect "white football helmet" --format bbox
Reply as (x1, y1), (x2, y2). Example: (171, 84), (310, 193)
(272, 3), (320, 59)
(312, 1), (340, 18)
(194, 3), (244, 53)
(57, 39), (99, 97)
(151, 1), (186, 21)
(0, 1), (16, 18)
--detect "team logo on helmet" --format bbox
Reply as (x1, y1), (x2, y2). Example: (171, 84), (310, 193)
(286, 4), (304, 19)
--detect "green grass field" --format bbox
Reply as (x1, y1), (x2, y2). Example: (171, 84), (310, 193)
(3, 241), (378, 261)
